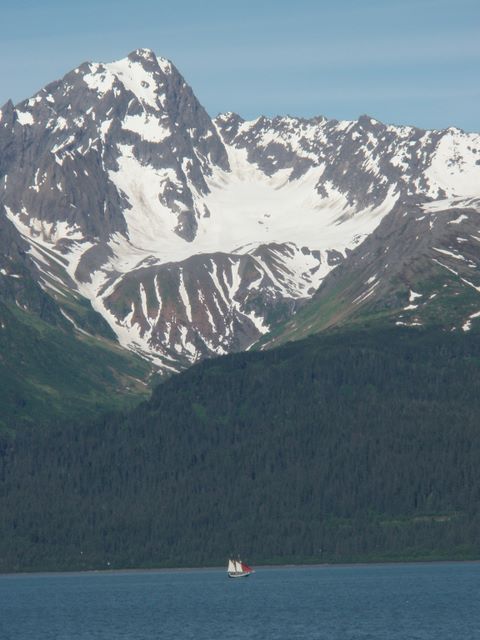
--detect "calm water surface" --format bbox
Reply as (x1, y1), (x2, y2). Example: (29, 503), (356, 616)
(0, 562), (479, 639)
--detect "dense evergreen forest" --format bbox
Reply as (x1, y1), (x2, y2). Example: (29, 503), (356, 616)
(1, 326), (480, 572)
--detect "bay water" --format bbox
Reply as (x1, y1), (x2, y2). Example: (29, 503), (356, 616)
(0, 562), (478, 639)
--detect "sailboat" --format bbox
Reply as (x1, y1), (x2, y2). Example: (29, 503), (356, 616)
(227, 557), (254, 578)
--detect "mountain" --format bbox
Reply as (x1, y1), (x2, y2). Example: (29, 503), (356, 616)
(2, 326), (480, 571)
(2, 48), (480, 372)
(0, 200), (150, 429)
(263, 196), (480, 346)
(2, 50), (480, 569)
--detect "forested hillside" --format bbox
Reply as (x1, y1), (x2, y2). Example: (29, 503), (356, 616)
(1, 327), (480, 571)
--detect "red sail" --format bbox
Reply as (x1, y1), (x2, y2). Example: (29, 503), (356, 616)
(241, 563), (252, 573)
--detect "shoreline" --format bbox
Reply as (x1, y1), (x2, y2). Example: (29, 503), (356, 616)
(2, 557), (480, 578)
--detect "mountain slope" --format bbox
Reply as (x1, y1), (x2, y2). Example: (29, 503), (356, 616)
(263, 197), (480, 346)
(1, 326), (480, 570)
(0, 300), (150, 430)
(0, 204), (150, 429)
(3, 48), (480, 371)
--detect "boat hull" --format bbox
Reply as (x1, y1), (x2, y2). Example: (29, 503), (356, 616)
(228, 571), (251, 578)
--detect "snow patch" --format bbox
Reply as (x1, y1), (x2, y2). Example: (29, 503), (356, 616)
(462, 310), (480, 332)
(449, 214), (469, 225)
(106, 56), (163, 109)
(16, 110), (34, 126)
(178, 269), (192, 323)
(82, 64), (115, 96)
(409, 290), (422, 302)
(433, 247), (466, 261)
(123, 114), (170, 143)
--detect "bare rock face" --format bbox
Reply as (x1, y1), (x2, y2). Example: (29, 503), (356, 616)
(1, 48), (480, 370)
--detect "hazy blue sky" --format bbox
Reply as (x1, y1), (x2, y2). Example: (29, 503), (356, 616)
(1, 0), (479, 130)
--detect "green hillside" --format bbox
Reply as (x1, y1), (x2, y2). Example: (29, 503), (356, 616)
(0, 300), (150, 430)
(1, 326), (480, 571)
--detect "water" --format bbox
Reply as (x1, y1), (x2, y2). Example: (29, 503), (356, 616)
(0, 562), (479, 639)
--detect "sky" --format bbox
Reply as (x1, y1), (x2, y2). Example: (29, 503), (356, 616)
(1, 0), (479, 131)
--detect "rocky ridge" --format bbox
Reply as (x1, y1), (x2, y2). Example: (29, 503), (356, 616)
(1, 48), (480, 369)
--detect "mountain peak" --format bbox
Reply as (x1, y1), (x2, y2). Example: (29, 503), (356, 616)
(128, 47), (157, 61)
(70, 49), (180, 112)
(126, 48), (173, 74)
(356, 114), (382, 128)
(0, 99), (15, 124)
(2, 50), (480, 372)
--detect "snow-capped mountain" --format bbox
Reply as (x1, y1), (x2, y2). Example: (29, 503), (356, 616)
(1, 48), (480, 370)
(264, 196), (480, 347)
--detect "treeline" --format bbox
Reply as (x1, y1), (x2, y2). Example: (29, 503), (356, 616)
(1, 327), (480, 571)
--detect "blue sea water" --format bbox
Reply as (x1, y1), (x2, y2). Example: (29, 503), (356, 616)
(0, 562), (479, 639)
